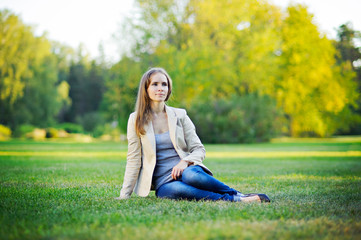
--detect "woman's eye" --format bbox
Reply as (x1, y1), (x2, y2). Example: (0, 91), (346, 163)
(162, 83), (167, 86)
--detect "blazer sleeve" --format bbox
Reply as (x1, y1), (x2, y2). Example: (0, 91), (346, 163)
(180, 111), (206, 165)
(119, 113), (142, 199)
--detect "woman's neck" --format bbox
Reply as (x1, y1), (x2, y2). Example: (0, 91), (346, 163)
(150, 101), (166, 114)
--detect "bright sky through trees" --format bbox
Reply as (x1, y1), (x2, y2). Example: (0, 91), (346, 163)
(0, 0), (360, 62)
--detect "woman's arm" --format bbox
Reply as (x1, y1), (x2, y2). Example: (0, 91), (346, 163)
(180, 112), (206, 165)
(118, 113), (142, 199)
(171, 111), (206, 179)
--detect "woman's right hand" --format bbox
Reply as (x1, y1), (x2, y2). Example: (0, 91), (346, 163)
(171, 160), (189, 180)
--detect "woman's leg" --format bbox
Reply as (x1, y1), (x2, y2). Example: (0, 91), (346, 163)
(156, 180), (234, 201)
(180, 165), (238, 195)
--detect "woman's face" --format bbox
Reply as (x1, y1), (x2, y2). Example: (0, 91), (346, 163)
(147, 73), (169, 103)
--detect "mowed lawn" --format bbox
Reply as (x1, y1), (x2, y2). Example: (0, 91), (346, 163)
(0, 137), (361, 240)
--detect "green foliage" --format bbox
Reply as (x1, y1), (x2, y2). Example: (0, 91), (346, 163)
(110, 0), (359, 140)
(64, 60), (106, 127)
(25, 128), (46, 140)
(277, 5), (358, 137)
(65, 62), (88, 122)
(334, 23), (361, 135)
(56, 80), (72, 115)
(1, 3), (361, 141)
(335, 23), (361, 65)
(76, 111), (106, 133)
(56, 123), (84, 133)
(189, 94), (283, 143)
(45, 128), (59, 138)
(0, 10), (68, 129)
(0, 9), (34, 104)
(13, 124), (36, 138)
(102, 57), (141, 132)
(0, 124), (11, 140)
(0, 139), (360, 239)
(11, 54), (61, 128)
(93, 123), (122, 140)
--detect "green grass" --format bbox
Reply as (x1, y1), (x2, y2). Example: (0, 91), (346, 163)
(1, 137), (361, 239)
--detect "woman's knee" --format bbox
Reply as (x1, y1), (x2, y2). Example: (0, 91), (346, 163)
(157, 181), (189, 199)
(182, 165), (204, 185)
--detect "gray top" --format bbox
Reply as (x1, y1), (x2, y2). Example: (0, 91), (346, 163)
(152, 131), (181, 190)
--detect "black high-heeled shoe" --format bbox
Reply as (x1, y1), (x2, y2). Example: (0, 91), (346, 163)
(256, 193), (271, 203)
(234, 192), (271, 203)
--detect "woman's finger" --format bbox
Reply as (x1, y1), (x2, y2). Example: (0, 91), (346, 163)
(172, 163), (185, 180)
(177, 169), (184, 179)
(172, 168), (177, 179)
(172, 168), (179, 179)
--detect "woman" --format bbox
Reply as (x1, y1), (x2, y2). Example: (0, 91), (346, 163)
(117, 67), (270, 202)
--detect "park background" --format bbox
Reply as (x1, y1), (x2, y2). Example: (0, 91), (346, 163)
(0, 0), (361, 142)
(0, 0), (361, 239)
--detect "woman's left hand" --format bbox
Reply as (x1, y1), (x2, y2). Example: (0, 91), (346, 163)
(171, 160), (189, 180)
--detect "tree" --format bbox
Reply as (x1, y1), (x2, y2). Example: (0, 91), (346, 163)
(277, 4), (358, 137)
(64, 54), (107, 132)
(102, 57), (141, 131)
(111, 1), (359, 141)
(333, 23), (361, 134)
(0, 10), (65, 129)
(118, 0), (282, 105)
(0, 10), (34, 105)
(51, 41), (75, 122)
(87, 61), (106, 112)
(335, 23), (361, 69)
(11, 53), (60, 128)
(110, 0), (285, 141)
(65, 61), (88, 122)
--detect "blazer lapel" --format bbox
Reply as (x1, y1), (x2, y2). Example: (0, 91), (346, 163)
(166, 106), (177, 147)
(144, 120), (156, 155)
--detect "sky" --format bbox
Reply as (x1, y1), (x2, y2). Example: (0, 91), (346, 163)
(1, 0), (360, 62)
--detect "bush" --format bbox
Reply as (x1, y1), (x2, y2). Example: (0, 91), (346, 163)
(26, 128), (46, 140)
(76, 112), (106, 133)
(13, 124), (36, 138)
(93, 122), (122, 141)
(56, 123), (84, 133)
(0, 124), (12, 140)
(93, 124), (107, 138)
(188, 94), (284, 143)
(57, 129), (69, 138)
(46, 128), (59, 138)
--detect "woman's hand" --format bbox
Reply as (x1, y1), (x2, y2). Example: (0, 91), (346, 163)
(115, 196), (129, 200)
(171, 160), (189, 180)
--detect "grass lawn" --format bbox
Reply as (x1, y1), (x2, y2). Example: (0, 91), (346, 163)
(0, 137), (360, 239)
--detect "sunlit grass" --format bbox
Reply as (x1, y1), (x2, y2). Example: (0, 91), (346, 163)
(0, 137), (360, 239)
(0, 151), (128, 157)
(269, 174), (361, 181)
(1, 151), (360, 158)
(271, 135), (361, 143)
(206, 151), (361, 158)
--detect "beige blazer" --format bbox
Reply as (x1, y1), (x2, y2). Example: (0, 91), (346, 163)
(119, 105), (212, 199)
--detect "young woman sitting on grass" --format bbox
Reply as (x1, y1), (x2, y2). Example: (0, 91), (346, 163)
(117, 67), (270, 203)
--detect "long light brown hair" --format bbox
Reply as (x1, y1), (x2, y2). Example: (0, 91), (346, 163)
(135, 68), (172, 136)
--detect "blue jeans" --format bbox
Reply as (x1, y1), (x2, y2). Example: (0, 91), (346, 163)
(156, 165), (238, 201)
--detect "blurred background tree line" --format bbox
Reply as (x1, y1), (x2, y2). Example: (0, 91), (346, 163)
(0, 0), (360, 143)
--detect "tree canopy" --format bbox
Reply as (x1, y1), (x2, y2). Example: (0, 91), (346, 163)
(1, 2), (360, 142)
(105, 0), (359, 139)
